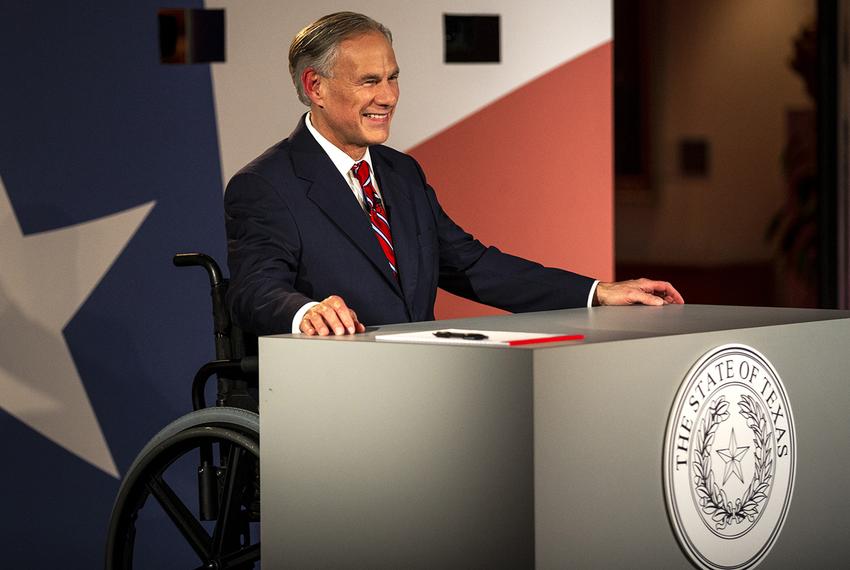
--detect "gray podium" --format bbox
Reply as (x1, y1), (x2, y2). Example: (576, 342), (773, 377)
(259, 305), (850, 568)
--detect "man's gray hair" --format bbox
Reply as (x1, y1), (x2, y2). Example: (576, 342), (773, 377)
(289, 12), (393, 106)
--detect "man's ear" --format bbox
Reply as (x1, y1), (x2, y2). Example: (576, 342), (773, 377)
(302, 68), (324, 108)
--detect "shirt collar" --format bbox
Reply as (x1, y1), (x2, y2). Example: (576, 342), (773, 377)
(305, 112), (374, 180)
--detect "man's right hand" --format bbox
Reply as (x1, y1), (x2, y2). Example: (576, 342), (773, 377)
(299, 295), (366, 336)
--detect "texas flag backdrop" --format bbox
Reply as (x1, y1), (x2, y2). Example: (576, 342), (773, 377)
(0, 1), (610, 566)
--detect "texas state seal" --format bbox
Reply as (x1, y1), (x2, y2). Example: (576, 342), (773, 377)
(663, 344), (796, 569)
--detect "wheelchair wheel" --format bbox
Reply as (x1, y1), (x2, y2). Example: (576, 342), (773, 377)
(105, 407), (260, 569)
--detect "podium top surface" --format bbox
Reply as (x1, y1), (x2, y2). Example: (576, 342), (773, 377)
(262, 304), (850, 349)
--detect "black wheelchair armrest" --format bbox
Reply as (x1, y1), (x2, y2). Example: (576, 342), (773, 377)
(192, 358), (258, 412)
(173, 252), (224, 288)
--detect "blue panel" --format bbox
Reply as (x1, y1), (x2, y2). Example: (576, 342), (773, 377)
(1, 0), (228, 565)
(0, 414), (119, 567)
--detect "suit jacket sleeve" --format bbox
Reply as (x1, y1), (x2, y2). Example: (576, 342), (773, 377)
(224, 171), (312, 335)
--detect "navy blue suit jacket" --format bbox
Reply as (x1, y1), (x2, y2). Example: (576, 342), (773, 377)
(225, 116), (596, 335)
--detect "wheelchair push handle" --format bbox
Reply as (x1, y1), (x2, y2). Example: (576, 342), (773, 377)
(172, 252), (224, 288)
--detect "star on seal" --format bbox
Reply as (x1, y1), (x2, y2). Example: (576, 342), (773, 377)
(715, 428), (750, 484)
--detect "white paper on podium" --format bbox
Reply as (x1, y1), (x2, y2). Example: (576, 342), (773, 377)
(375, 328), (584, 347)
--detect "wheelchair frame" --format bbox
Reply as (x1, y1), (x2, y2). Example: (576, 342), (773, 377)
(105, 253), (261, 570)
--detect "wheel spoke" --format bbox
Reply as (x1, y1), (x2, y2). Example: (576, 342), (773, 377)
(148, 475), (212, 560)
(211, 442), (247, 554)
(219, 542), (261, 568)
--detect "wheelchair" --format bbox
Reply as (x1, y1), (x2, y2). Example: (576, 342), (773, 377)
(105, 253), (261, 569)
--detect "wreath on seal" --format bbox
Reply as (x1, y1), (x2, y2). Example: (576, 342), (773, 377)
(692, 395), (773, 530)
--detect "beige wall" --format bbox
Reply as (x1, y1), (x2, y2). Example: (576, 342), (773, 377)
(617, 0), (815, 266)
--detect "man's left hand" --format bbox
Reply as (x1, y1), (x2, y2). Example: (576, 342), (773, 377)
(594, 278), (685, 306)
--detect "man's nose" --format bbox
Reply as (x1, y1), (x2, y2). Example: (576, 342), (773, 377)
(375, 80), (398, 106)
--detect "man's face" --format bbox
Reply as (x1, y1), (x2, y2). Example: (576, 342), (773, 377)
(309, 31), (399, 159)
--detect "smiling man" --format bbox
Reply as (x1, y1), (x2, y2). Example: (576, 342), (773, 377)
(224, 12), (683, 337)
(304, 30), (399, 158)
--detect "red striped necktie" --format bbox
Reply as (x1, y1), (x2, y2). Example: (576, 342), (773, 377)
(352, 161), (397, 276)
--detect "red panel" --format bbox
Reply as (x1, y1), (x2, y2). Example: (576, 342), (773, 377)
(407, 42), (613, 319)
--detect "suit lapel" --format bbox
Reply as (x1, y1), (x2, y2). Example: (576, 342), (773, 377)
(372, 150), (420, 314)
(289, 119), (402, 294)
